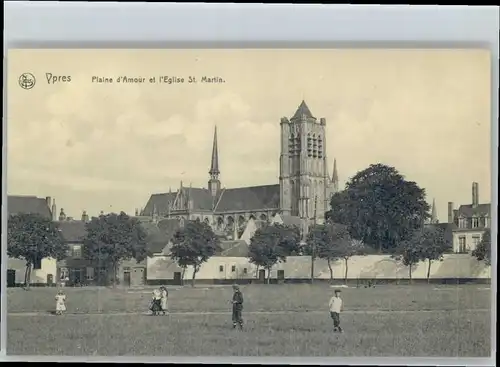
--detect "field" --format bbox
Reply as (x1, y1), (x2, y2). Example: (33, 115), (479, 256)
(6, 284), (492, 357)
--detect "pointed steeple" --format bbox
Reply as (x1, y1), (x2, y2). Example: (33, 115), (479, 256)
(291, 100), (314, 120)
(430, 198), (438, 224)
(331, 158), (339, 193)
(208, 126), (221, 198)
(209, 126), (220, 177)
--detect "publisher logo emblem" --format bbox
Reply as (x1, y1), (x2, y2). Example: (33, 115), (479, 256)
(19, 73), (36, 90)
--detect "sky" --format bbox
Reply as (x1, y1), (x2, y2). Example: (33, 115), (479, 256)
(6, 49), (492, 222)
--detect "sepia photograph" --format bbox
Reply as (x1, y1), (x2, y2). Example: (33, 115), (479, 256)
(4, 48), (493, 357)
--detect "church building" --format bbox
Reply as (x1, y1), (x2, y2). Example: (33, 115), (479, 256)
(140, 101), (340, 237)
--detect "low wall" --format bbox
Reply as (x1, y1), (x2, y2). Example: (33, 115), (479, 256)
(146, 254), (491, 284)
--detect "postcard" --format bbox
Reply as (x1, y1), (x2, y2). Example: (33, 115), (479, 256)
(5, 48), (492, 357)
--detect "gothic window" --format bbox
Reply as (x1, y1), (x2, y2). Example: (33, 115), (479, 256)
(318, 136), (323, 158)
(295, 135), (301, 154)
(227, 216), (234, 227)
(307, 134), (312, 157)
(203, 218), (210, 225)
(249, 214), (256, 220)
(312, 134), (318, 158)
(217, 217), (224, 229)
(260, 214), (267, 221)
(289, 134), (295, 154)
(238, 216), (245, 228)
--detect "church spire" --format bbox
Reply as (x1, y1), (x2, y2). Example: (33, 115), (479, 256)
(430, 198), (438, 224)
(209, 126), (220, 177)
(331, 158), (339, 193)
(208, 126), (221, 198)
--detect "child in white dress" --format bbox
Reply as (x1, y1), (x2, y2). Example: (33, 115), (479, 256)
(55, 290), (67, 315)
(160, 286), (169, 315)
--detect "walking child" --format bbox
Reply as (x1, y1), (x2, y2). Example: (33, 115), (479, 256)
(55, 289), (67, 316)
(231, 284), (244, 330)
(329, 289), (343, 333)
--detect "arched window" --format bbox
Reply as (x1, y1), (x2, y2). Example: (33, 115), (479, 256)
(238, 216), (246, 228)
(312, 134), (317, 158)
(249, 214), (256, 220)
(227, 216), (234, 227)
(217, 217), (224, 230)
(204, 218), (210, 225)
(260, 214), (267, 221)
(307, 133), (312, 157)
(295, 134), (301, 154)
(289, 133), (295, 154)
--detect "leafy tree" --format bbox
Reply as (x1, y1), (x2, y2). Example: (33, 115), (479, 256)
(248, 224), (301, 283)
(304, 223), (346, 282)
(83, 212), (150, 286)
(328, 164), (430, 253)
(169, 220), (220, 286)
(416, 225), (448, 283)
(472, 228), (491, 265)
(391, 236), (422, 284)
(7, 213), (68, 286)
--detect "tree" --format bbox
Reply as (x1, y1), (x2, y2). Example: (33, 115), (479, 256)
(328, 164), (430, 253)
(7, 213), (68, 286)
(169, 220), (220, 287)
(305, 223), (348, 282)
(391, 237), (422, 284)
(248, 224), (301, 283)
(472, 228), (491, 265)
(83, 212), (150, 286)
(416, 226), (448, 283)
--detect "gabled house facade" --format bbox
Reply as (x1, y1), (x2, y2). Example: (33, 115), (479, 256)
(447, 182), (491, 253)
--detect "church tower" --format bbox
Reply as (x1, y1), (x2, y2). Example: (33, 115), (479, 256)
(208, 126), (221, 201)
(279, 101), (329, 223)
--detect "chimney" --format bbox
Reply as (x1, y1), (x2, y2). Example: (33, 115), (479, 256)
(472, 182), (479, 208)
(59, 208), (66, 221)
(45, 196), (52, 208)
(447, 202), (454, 224)
(52, 200), (57, 221)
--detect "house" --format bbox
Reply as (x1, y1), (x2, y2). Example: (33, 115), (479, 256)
(447, 182), (491, 253)
(6, 195), (58, 286)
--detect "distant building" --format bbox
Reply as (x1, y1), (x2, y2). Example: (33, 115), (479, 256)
(141, 101), (340, 239)
(447, 182), (491, 253)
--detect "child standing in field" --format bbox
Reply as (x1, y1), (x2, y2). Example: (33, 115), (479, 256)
(231, 284), (244, 330)
(160, 286), (169, 315)
(150, 288), (162, 316)
(55, 289), (67, 316)
(329, 289), (343, 333)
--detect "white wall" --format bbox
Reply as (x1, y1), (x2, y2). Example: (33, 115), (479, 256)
(7, 257), (58, 284)
(146, 254), (491, 281)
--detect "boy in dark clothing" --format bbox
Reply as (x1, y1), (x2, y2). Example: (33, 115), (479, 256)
(231, 284), (244, 329)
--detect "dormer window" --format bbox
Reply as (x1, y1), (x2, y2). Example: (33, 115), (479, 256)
(472, 217), (479, 228)
(458, 217), (467, 229)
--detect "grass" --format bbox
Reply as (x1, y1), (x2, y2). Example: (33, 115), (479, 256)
(6, 284), (492, 357)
